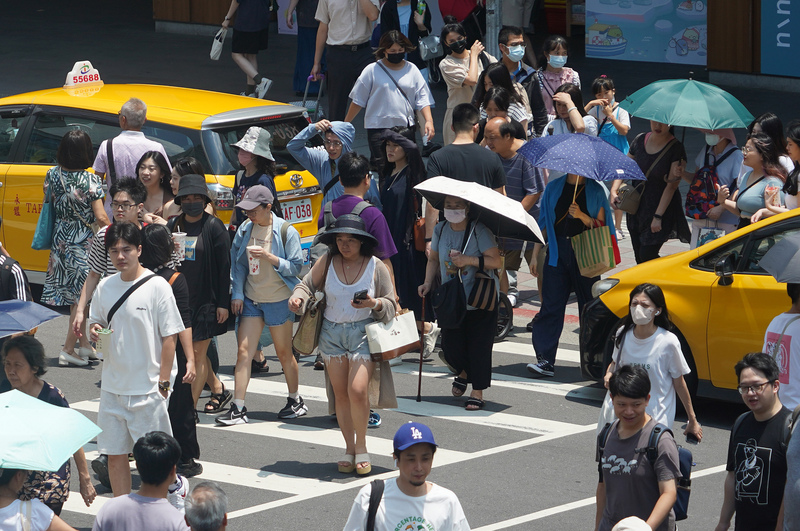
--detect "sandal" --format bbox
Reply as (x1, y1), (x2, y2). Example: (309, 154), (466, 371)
(314, 353), (324, 371)
(465, 396), (485, 411)
(204, 386), (232, 413)
(338, 454), (355, 474)
(452, 377), (467, 398)
(355, 453), (372, 476)
(251, 357), (268, 374)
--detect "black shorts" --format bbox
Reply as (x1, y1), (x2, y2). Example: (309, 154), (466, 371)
(232, 28), (269, 54)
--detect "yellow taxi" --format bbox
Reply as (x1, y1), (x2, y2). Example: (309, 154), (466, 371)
(580, 209), (800, 401)
(0, 68), (323, 285)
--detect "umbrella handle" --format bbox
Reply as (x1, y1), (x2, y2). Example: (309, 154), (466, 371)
(417, 297), (425, 402)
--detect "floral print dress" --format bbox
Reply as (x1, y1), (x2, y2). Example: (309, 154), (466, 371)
(41, 167), (104, 306)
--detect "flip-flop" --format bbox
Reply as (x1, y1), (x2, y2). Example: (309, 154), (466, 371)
(452, 377), (467, 397)
(465, 397), (485, 411)
(338, 454), (355, 473)
(355, 453), (371, 475)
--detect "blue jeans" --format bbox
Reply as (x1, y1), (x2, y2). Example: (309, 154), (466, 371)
(531, 236), (598, 367)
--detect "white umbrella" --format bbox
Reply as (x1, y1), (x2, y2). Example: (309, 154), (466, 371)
(414, 176), (544, 243)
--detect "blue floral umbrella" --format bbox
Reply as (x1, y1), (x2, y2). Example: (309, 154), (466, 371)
(518, 133), (646, 182)
(0, 390), (101, 471)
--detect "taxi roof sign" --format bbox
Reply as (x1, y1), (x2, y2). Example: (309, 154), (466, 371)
(64, 61), (104, 89)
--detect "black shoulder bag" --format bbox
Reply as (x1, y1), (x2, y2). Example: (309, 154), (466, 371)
(431, 221), (472, 328)
(106, 138), (116, 185)
(106, 274), (157, 325)
(366, 479), (385, 531)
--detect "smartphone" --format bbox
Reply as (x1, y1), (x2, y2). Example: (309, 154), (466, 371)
(353, 289), (368, 303)
(685, 433), (699, 445)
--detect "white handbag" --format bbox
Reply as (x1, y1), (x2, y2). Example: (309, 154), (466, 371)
(210, 28), (227, 61)
(365, 309), (421, 362)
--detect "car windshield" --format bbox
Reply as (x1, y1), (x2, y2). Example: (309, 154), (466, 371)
(207, 116), (322, 176)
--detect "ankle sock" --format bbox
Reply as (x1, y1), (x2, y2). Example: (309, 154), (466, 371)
(233, 399), (245, 409)
(253, 74), (264, 85)
(289, 392), (299, 401)
(245, 84), (255, 95)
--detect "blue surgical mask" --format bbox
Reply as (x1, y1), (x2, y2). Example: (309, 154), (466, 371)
(548, 54), (568, 69)
(506, 45), (525, 63)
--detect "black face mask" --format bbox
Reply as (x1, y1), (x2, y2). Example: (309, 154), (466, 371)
(447, 39), (467, 54)
(386, 52), (405, 64)
(182, 201), (205, 217)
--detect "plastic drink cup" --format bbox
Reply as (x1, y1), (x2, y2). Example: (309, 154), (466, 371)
(247, 245), (261, 275)
(765, 185), (780, 206)
(173, 232), (187, 261)
(95, 328), (112, 360)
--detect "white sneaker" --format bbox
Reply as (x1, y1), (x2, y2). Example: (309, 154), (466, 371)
(254, 78), (273, 99)
(617, 228), (626, 240)
(167, 474), (189, 513)
(389, 357), (403, 366)
(507, 294), (517, 308)
(58, 351), (88, 367)
(422, 323), (441, 359)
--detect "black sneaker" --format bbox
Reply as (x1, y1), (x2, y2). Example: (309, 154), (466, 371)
(92, 454), (111, 489)
(278, 396), (308, 419)
(215, 403), (248, 426)
(177, 458), (204, 478)
(527, 360), (555, 377)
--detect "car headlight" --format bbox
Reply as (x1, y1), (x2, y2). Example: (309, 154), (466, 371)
(591, 278), (619, 298)
(208, 183), (233, 210)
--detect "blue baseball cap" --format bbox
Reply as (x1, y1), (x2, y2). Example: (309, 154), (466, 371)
(393, 421), (438, 452)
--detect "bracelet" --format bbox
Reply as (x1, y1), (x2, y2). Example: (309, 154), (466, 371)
(566, 106), (577, 113)
(371, 299), (381, 310)
(653, 214), (663, 220)
(424, 237), (432, 242)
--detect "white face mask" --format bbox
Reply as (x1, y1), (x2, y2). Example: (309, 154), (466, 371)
(705, 133), (721, 146)
(444, 208), (467, 224)
(631, 305), (655, 325)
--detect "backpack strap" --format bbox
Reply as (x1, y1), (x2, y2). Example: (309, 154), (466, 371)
(597, 421), (613, 458)
(788, 404), (800, 447)
(106, 138), (116, 184)
(769, 315), (800, 359)
(351, 200), (371, 217)
(714, 146), (737, 167)
(168, 272), (180, 285)
(323, 201), (335, 228)
(280, 219), (290, 247)
(644, 423), (673, 464)
(366, 479), (385, 531)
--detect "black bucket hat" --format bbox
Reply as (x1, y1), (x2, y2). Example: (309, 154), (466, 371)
(174, 174), (212, 205)
(317, 214), (378, 246)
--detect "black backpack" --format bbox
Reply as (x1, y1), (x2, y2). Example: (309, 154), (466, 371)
(598, 421), (693, 521)
(0, 257), (32, 302)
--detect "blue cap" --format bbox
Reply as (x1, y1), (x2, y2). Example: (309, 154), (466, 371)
(393, 421), (437, 452)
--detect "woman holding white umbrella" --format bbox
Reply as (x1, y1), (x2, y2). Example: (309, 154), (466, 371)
(418, 195), (501, 410)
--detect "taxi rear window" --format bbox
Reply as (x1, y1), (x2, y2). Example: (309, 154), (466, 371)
(211, 116), (321, 175)
(0, 110), (28, 163)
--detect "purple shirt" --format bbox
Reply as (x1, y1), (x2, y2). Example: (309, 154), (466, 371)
(322, 194), (398, 260)
(93, 130), (171, 217)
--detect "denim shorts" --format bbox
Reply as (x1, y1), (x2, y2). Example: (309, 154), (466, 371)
(241, 297), (292, 327)
(318, 318), (373, 362)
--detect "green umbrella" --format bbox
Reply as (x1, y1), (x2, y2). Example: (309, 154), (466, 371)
(0, 390), (101, 471)
(620, 79), (754, 130)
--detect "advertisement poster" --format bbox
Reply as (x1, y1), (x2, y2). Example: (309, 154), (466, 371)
(585, 0), (707, 66)
(761, 1), (798, 77)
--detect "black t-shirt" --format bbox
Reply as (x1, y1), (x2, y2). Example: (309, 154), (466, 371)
(726, 407), (791, 530)
(426, 142), (507, 190)
(554, 181), (590, 238)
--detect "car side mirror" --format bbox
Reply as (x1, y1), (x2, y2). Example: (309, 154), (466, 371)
(715, 252), (736, 286)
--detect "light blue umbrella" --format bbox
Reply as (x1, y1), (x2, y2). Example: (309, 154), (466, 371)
(0, 390), (101, 471)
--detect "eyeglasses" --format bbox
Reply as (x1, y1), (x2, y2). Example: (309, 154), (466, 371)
(324, 140), (343, 148)
(741, 146), (754, 154)
(737, 381), (772, 395)
(111, 202), (136, 210)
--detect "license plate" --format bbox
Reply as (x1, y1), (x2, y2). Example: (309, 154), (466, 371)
(282, 198), (313, 224)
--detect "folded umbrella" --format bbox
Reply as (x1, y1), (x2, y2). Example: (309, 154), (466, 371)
(759, 233), (800, 283)
(414, 176), (544, 243)
(518, 133), (646, 182)
(0, 390), (101, 471)
(620, 78), (754, 130)
(0, 299), (61, 339)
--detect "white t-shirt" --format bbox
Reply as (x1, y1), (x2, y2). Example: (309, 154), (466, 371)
(0, 499), (53, 531)
(89, 269), (185, 395)
(349, 61), (434, 129)
(763, 312), (800, 410)
(344, 479), (470, 531)
(543, 115), (598, 137)
(612, 327), (690, 427)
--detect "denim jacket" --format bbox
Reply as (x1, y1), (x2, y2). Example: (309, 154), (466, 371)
(230, 215), (302, 301)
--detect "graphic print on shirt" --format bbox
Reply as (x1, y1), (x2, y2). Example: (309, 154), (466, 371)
(393, 516), (434, 531)
(734, 439), (772, 505)
(185, 236), (198, 261)
(764, 330), (791, 384)
(600, 453), (639, 475)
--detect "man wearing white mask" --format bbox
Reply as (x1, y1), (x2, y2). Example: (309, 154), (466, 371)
(497, 26), (548, 137)
(679, 128), (743, 249)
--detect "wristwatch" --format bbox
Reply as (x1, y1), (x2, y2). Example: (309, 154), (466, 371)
(653, 214), (663, 220)
(158, 380), (171, 393)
